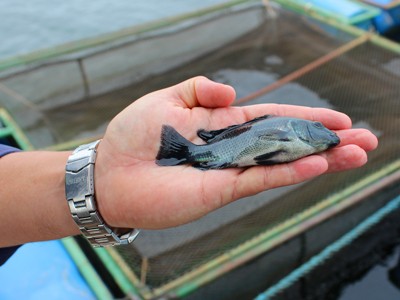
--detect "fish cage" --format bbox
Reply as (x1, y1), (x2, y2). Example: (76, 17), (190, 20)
(0, 0), (264, 149)
(0, 0), (399, 299)
(0, 108), (32, 150)
(271, 0), (381, 29)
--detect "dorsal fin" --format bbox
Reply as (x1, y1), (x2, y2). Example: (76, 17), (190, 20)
(197, 114), (274, 143)
(197, 124), (241, 142)
(241, 114), (274, 125)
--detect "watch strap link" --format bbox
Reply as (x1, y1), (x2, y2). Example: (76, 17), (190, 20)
(65, 140), (139, 247)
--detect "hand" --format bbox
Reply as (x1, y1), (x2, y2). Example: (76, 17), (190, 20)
(95, 77), (378, 230)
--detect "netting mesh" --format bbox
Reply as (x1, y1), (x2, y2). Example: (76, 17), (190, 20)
(255, 190), (400, 300)
(113, 13), (399, 289)
(115, 14), (400, 286)
(0, 4), (399, 297)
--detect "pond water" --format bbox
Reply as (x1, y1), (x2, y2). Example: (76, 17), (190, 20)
(340, 247), (400, 300)
(0, 0), (230, 59)
(2, 4), (400, 299)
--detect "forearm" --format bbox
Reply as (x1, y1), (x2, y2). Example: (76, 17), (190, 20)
(0, 151), (80, 247)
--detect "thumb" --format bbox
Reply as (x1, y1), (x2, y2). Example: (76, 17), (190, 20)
(175, 76), (236, 108)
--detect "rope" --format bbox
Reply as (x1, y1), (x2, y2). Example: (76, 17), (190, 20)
(254, 194), (400, 300)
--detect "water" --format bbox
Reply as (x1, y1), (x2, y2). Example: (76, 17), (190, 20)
(2, 4), (400, 298)
(36, 13), (347, 148)
(340, 247), (400, 300)
(0, 0), (229, 60)
(213, 68), (334, 108)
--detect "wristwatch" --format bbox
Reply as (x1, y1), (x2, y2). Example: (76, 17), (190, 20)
(65, 140), (139, 247)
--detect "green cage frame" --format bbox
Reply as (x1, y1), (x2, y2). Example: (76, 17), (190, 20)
(1, 1), (400, 299)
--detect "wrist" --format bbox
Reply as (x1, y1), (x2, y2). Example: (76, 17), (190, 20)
(93, 138), (131, 228)
(65, 140), (139, 247)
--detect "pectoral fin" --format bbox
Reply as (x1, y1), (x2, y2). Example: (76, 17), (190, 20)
(197, 125), (240, 142)
(254, 150), (286, 165)
(197, 129), (223, 142)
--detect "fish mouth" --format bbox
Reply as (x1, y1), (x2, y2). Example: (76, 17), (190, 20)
(306, 124), (340, 149)
(328, 132), (341, 148)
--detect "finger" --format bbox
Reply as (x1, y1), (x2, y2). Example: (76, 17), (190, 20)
(336, 129), (378, 152)
(320, 144), (368, 173)
(175, 76), (236, 108)
(241, 104), (352, 130)
(230, 155), (329, 200)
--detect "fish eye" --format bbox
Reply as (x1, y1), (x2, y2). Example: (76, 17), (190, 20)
(313, 122), (324, 129)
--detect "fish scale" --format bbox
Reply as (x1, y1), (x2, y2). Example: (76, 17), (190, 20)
(156, 115), (340, 170)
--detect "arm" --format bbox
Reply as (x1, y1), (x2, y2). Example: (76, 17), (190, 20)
(0, 151), (79, 247)
(0, 77), (378, 247)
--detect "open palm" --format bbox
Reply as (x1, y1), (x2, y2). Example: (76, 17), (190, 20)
(94, 77), (377, 230)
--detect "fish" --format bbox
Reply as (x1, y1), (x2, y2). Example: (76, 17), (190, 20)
(156, 115), (340, 170)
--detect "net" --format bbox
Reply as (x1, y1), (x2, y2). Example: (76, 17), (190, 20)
(113, 10), (400, 294)
(0, 3), (399, 299)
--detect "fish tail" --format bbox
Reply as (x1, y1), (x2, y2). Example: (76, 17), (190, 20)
(156, 125), (194, 166)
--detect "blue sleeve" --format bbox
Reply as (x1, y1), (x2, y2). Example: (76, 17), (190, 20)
(0, 144), (22, 265)
(0, 144), (20, 156)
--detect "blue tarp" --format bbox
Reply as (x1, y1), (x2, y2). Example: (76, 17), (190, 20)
(366, 0), (400, 33)
(0, 241), (95, 300)
(305, 0), (369, 18)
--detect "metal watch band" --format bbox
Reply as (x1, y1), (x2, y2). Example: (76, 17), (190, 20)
(65, 140), (139, 247)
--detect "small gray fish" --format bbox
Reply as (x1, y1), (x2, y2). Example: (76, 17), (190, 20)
(156, 115), (340, 170)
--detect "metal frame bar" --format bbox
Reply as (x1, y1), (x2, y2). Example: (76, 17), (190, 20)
(0, 108), (33, 150)
(61, 238), (114, 300)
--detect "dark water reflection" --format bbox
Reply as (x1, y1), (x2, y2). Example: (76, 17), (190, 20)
(340, 247), (400, 300)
